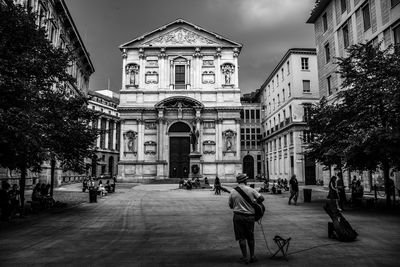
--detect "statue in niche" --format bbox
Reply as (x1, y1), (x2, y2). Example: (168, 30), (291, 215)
(221, 63), (234, 85)
(226, 137), (232, 151)
(124, 131), (136, 153)
(190, 126), (200, 152)
(126, 64), (139, 86)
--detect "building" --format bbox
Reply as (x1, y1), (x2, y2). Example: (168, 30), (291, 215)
(307, 0), (400, 100)
(306, 0), (400, 188)
(0, 0), (94, 186)
(260, 48), (319, 184)
(117, 19), (243, 182)
(240, 91), (263, 180)
(87, 90), (120, 179)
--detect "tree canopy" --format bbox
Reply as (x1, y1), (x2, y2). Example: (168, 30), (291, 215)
(306, 42), (400, 206)
(0, 2), (98, 206)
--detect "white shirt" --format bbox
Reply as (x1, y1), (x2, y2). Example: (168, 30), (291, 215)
(228, 184), (262, 215)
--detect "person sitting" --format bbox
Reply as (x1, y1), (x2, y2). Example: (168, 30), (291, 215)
(283, 178), (289, 191)
(98, 180), (107, 196)
(204, 177), (209, 185)
(105, 180), (112, 193)
(82, 178), (89, 192)
(8, 184), (20, 217)
(40, 183), (47, 197)
(271, 180), (277, 194)
(179, 178), (184, 189)
(31, 183), (43, 211)
(186, 179), (192, 190)
(259, 180), (269, 193)
(352, 180), (364, 207)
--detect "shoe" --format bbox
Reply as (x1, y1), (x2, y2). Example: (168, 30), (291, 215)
(238, 257), (249, 264)
(249, 257), (258, 263)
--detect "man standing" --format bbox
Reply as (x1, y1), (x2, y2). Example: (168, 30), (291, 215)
(336, 173), (346, 210)
(229, 174), (264, 264)
(288, 174), (299, 205)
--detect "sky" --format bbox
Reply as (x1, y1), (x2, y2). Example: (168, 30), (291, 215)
(65, 0), (316, 95)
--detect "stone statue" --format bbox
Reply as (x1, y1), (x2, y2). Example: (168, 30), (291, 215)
(226, 137), (232, 151)
(124, 131), (136, 153)
(221, 63), (234, 85)
(190, 126), (200, 152)
(126, 64), (139, 86)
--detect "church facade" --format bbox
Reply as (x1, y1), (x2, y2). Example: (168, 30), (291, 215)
(117, 19), (243, 182)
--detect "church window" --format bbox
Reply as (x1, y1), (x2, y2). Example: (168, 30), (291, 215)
(175, 65), (185, 89)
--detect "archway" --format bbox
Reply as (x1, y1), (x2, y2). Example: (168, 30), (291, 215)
(243, 155), (254, 180)
(168, 122), (191, 178)
(108, 156), (114, 176)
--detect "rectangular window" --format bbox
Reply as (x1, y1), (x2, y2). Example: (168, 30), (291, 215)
(240, 110), (244, 119)
(290, 132), (294, 145)
(281, 68), (284, 80)
(301, 57), (309, 70)
(108, 121), (114, 149)
(394, 24), (400, 45)
(255, 110), (260, 120)
(282, 89), (285, 101)
(303, 104), (311, 122)
(341, 0), (347, 13)
(277, 74), (279, 86)
(175, 65), (185, 89)
(302, 80), (311, 93)
(245, 110), (250, 120)
(362, 4), (371, 31)
(325, 43), (331, 63)
(327, 75), (332, 95)
(288, 83), (291, 96)
(250, 110), (255, 121)
(343, 24), (349, 48)
(322, 13), (328, 32)
(287, 61), (290, 74)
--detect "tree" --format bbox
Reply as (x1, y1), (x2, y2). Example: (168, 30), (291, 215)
(0, 2), (98, 211)
(306, 42), (400, 207)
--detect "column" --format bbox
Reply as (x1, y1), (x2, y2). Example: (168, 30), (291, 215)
(186, 61), (191, 89)
(96, 118), (101, 148)
(195, 109), (201, 152)
(137, 119), (144, 161)
(157, 109), (164, 161)
(122, 49), (127, 88)
(215, 54), (221, 88)
(234, 56), (239, 88)
(235, 119), (241, 160)
(217, 118), (223, 160)
(119, 120), (125, 159)
(169, 60), (174, 90)
(139, 50), (145, 88)
(105, 119), (109, 150)
(112, 120), (117, 150)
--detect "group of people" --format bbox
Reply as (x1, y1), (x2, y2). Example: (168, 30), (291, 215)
(31, 182), (54, 210)
(179, 177), (204, 190)
(328, 173), (362, 210)
(83, 177), (116, 195)
(259, 178), (290, 193)
(0, 181), (21, 221)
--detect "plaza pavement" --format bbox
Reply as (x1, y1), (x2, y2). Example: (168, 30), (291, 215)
(0, 183), (399, 266)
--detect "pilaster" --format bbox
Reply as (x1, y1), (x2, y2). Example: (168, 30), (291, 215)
(137, 119), (145, 161)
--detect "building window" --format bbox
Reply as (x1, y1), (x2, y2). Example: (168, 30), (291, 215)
(327, 75), (332, 95)
(282, 89), (285, 102)
(250, 110), (255, 122)
(303, 131), (313, 143)
(341, 0), (347, 13)
(392, 0), (400, 7)
(303, 104), (311, 122)
(325, 43), (331, 63)
(281, 68), (284, 80)
(322, 13), (328, 32)
(343, 24), (349, 48)
(277, 74), (279, 86)
(302, 80), (311, 93)
(175, 65), (185, 89)
(301, 57), (309, 70)
(256, 110), (260, 121)
(245, 110), (250, 121)
(288, 83), (291, 96)
(394, 24), (400, 46)
(362, 4), (371, 31)
(277, 94), (280, 106)
(240, 110), (244, 119)
(204, 121), (215, 129)
(287, 61), (290, 74)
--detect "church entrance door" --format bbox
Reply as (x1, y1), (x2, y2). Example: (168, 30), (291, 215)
(243, 155), (254, 180)
(169, 137), (190, 178)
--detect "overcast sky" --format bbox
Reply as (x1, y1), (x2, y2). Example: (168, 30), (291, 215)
(65, 0), (316, 94)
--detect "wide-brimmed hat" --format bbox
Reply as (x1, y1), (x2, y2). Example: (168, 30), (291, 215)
(236, 173), (248, 183)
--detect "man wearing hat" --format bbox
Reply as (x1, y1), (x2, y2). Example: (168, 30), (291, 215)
(229, 173), (265, 264)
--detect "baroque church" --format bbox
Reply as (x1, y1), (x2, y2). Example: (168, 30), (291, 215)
(118, 19), (243, 182)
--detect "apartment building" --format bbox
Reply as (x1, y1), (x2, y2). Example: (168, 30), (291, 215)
(240, 92), (263, 179)
(260, 48), (319, 184)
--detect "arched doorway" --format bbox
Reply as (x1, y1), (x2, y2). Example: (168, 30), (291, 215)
(243, 155), (254, 179)
(108, 156), (114, 176)
(169, 122), (191, 178)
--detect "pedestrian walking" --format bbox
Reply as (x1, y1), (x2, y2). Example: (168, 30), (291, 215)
(228, 173), (265, 264)
(214, 176), (221, 195)
(327, 176), (340, 211)
(336, 173), (346, 210)
(288, 174), (299, 205)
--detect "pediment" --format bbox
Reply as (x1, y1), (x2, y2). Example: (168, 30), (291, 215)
(143, 27), (218, 47)
(120, 19), (242, 49)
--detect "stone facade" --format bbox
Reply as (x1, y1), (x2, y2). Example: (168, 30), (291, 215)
(87, 90), (120, 179)
(259, 49), (319, 184)
(117, 19), (243, 182)
(307, 0), (400, 189)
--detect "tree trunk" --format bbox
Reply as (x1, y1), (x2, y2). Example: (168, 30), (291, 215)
(382, 159), (391, 208)
(19, 165), (27, 217)
(50, 157), (56, 197)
